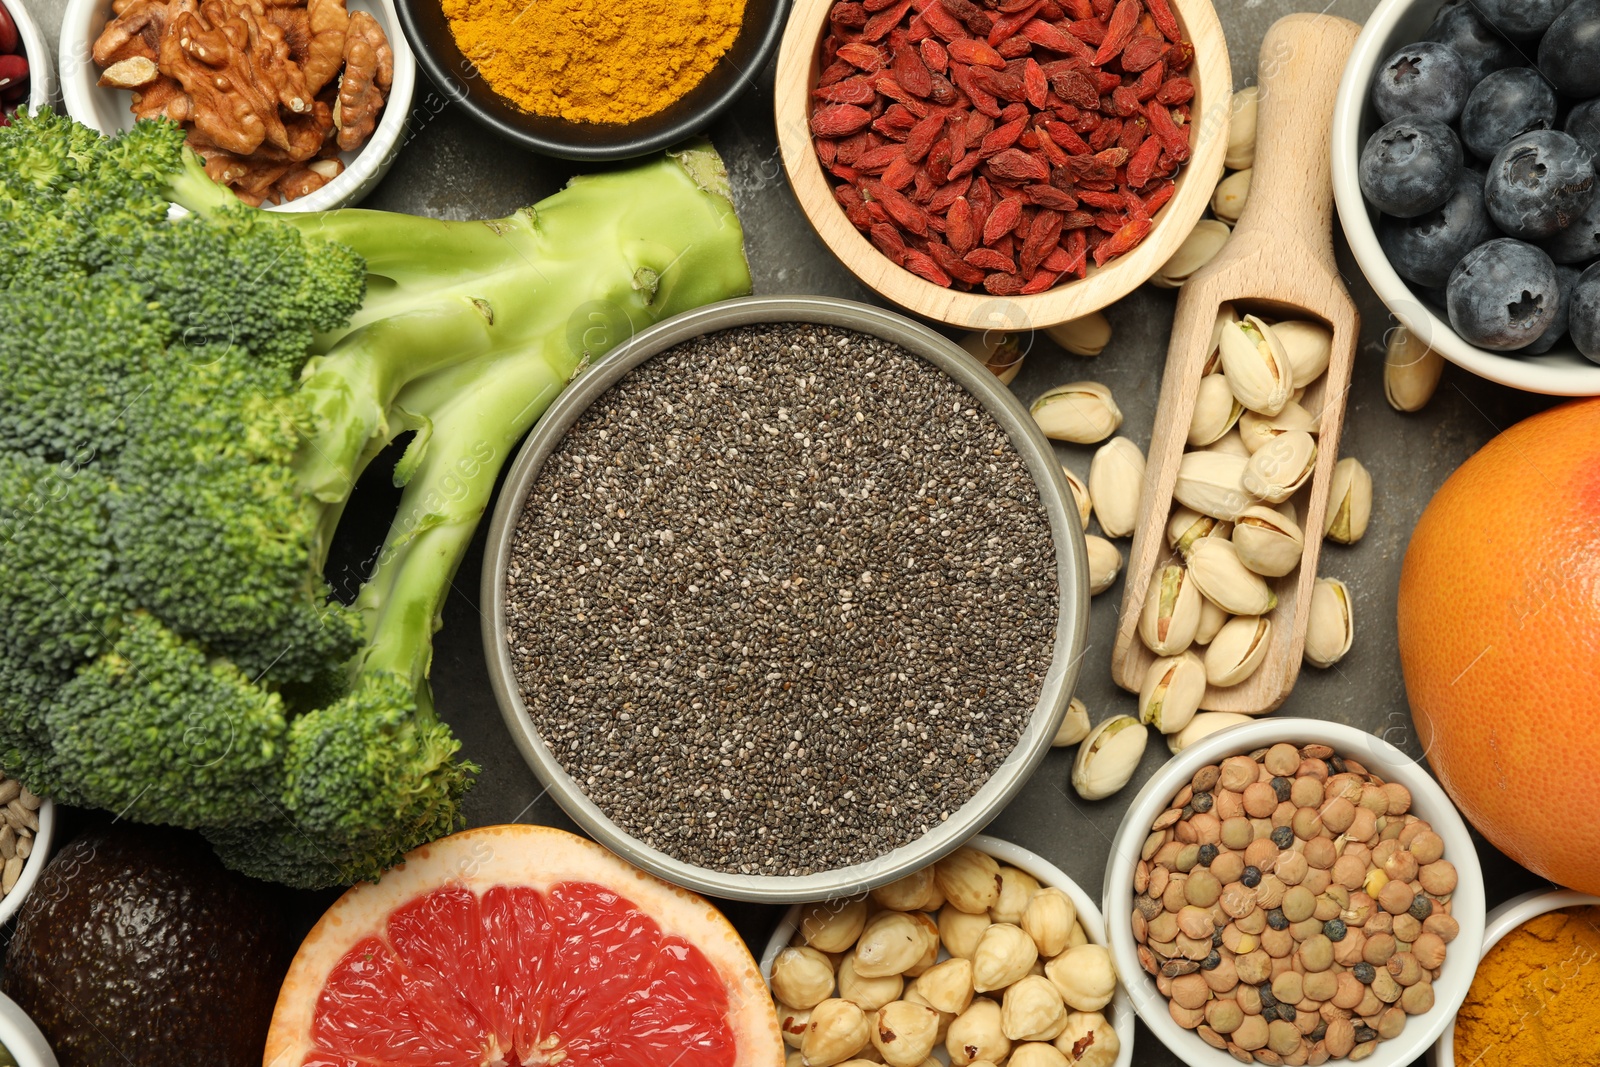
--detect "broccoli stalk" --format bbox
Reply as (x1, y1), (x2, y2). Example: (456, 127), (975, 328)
(0, 112), (752, 887)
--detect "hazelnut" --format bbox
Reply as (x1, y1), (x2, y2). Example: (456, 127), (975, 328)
(1009, 1042), (1071, 1067)
(936, 848), (1003, 915)
(1053, 1010), (1121, 1067)
(839, 955), (905, 1012)
(774, 946), (837, 1010)
(946, 998), (1010, 1067)
(856, 912), (928, 979)
(802, 897), (871, 952)
(1023, 888), (1078, 958)
(873, 868), (940, 912)
(1001, 975), (1069, 1042)
(1045, 944), (1117, 1012)
(973, 923), (1039, 992)
(803, 999), (870, 1067)
(940, 905), (994, 960)
(870, 1000), (941, 1067)
(991, 866), (1043, 924)
(912, 957), (975, 1015)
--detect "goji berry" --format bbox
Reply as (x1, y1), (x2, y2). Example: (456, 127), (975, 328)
(870, 182), (933, 236)
(940, 0), (994, 35)
(1021, 208), (1064, 274)
(863, 0), (899, 10)
(1036, 129), (1070, 167)
(986, 148), (1051, 183)
(946, 196), (977, 252)
(814, 76), (880, 105)
(920, 2), (969, 41)
(1142, 178), (1176, 214)
(974, 67), (1028, 102)
(819, 59), (857, 86)
(1154, 75), (1193, 105)
(1132, 60), (1166, 101)
(838, 42), (887, 70)
(929, 240), (988, 283)
(882, 156), (918, 189)
(1109, 85), (1142, 118)
(1049, 69), (1100, 109)
(901, 112), (942, 159)
(1023, 59), (1048, 109)
(1144, 99), (1190, 161)
(870, 222), (909, 262)
(903, 249), (952, 285)
(1044, 120), (1092, 155)
(813, 104), (875, 138)
(1144, 0), (1181, 42)
(982, 196), (1023, 244)
(1093, 214), (1151, 264)
(966, 247), (1017, 272)
(949, 37), (1006, 68)
(1064, 0), (1095, 17)
(1089, 119), (1122, 152)
(1067, 18), (1107, 47)
(832, 2), (869, 27)
(1043, 246), (1077, 272)
(1077, 189), (1124, 209)
(845, 202), (875, 230)
(1020, 19), (1092, 58)
(994, 35), (1030, 59)
(1125, 132), (1162, 188)
(921, 37), (949, 73)
(907, 13), (934, 40)
(984, 272), (1026, 295)
(1024, 183), (1078, 209)
(893, 51), (934, 97)
(928, 175), (974, 213)
(863, 0), (915, 41)
(926, 137), (954, 184)
(1118, 114), (1148, 152)
(1121, 33), (1167, 71)
(1165, 39), (1195, 71)
(929, 74), (958, 105)
(1021, 269), (1062, 293)
(819, 139), (840, 166)
(988, 0), (1046, 46)
(979, 117), (1027, 157)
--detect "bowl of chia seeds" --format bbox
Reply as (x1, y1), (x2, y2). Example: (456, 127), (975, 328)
(482, 295), (1089, 902)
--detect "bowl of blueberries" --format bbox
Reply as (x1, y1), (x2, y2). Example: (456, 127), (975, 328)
(1332, 0), (1600, 395)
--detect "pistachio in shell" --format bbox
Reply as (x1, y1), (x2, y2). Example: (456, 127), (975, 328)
(1087, 436), (1144, 539)
(1167, 711), (1254, 754)
(1187, 538), (1277, 616)
(1167, 507), (1231, 559)
(1151, 219), (1231, 289)
(1218, 315), (1293, 417)
(1051, 696), (1091, 748)
(1084, 536), (1122, 597)
(1061, 466), (1093, 530)
(1204, 615), (1272, 687)
(1138, 563), (1202, 656)
(1211, 168), (1252, 226)
(1173, 451), (1252, 521)
(1305, 577), (1353, 668)
(1205, 303), (1240, 375)
(1324, 457), (1372, 544)
(1031, 382), (1121, 444)
(1138, 651), (1207, 734)
(1232, 505), (1306, 578)
(1045, 312), (1112, 357)
(1188, 373), (1245, 447)
(1384, 326), (1443, 413)
(1273, 319), (1334, 389)
(1226, 87), (1258, 170)
(960, 331), (1028, 386)
(1242, 429), (1317, 504)
(1071, 716), (1148, 801)
(1194, 596), (1228, 646)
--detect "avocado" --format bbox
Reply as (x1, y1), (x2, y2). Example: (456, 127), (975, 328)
(2, 824), (290, 1067)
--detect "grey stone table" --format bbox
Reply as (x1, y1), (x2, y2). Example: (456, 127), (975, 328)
(27, 0), (1563, 1062)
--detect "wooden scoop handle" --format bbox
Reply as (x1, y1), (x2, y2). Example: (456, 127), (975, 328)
(1231, 14), (1363, 272)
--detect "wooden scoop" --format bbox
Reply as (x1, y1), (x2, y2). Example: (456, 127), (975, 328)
(1111, 13), (1363, 714)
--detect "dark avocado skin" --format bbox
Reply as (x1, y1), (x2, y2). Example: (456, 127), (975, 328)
(2, 824), (290, 1067)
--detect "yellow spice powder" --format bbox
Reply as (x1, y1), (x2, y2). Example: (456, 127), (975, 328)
(442, 0), (746, 125)
(1453, 905), (1600, 1067)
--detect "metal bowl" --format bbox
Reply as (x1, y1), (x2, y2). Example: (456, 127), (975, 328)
(482, 295), (1089, 902)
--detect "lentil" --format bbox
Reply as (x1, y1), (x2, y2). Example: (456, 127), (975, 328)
(506, 324), (1058, 875)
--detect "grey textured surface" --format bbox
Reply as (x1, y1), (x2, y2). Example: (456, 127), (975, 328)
(27, 0), (1563, 1061)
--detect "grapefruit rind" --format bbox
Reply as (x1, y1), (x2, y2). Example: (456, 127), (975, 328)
(265, 824), (783, 1067)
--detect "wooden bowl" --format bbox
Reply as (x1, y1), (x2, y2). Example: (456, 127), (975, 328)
(774, 0), (1232, 330)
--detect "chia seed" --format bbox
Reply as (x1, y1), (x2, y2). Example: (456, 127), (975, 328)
(502, 324), (1060, 876)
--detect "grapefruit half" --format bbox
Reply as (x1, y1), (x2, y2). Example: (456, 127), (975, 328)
(265, 825), (783, 1067)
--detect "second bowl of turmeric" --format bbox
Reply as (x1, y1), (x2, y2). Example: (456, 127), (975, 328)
(395, 0), (788, 160)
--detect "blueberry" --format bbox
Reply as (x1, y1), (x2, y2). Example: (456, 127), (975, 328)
(1460, 68), (1559, 160)
(1543, 0), (1600, 95)
(1371, 42), (1471, 124)
(1522, 266), (1580, 354)
(1485, 131), (1597, 239)
(1378, 168), (1497, 287)
(1425, 1), (1521, 82)
(1567, 261), (1600, 361)
(1543, 190), (1600, 264)
(1475, 0), (1576, 39)
(1448, 238), (1562, 350)
(1565, 99), (1600, 162)
(1360, 117), (1464, 218)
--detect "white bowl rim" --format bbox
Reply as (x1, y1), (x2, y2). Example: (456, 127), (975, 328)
(1431, 887), (1600, 1066)
(0, 797), (54, 928)
(5, 0), (57, 111)
(0, 991), (58, 1067)
(1100, 717), (1486, 1067)
(759, 832), (1136, 1067)
(56, 0), (415, 212)
(1330, 0), (1600, 397)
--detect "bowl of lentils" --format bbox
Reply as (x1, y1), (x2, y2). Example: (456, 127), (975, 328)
(1101, 718), (1485, 1067)
(482, 295), (1088, 902)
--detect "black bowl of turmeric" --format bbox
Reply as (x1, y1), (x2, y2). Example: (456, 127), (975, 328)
(396, 0), (786, 160)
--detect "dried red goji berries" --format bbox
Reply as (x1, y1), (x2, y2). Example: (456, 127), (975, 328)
(812, 0), (1195, 293)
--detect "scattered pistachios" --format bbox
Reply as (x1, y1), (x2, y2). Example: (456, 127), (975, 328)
(1324, 457), (1372, 545)
(1088, 437), (1145, 540)
(774, 849), (1120, 1067)
(1052, 697), (1092, 748)
(1151, 220), (1232, 290)
(1305, 577), (1354, 669)
(1165, 711), (1252, 754)
(1189, 373), (1245, 448)
(1061, 466), (1093, 530)
(1072, 716), (1148, 801)
(1132, 743), (1455, 1063)
(1384, 327), (1444, 413)
(1139, 652), (1206, 735)
(1045, 312), (1112, 357)
(1031, 382), (1122, 444)
(1226, 87), (1259, 170)
(1211, 169), (1252, 226)
(1219, 315), (1293, 418)
(1085, 536), (1123, 598)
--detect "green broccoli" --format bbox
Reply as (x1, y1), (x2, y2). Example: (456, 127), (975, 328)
(0, 111), (752, 887)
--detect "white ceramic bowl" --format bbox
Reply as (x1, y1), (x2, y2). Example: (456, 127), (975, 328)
(4, 0), (56, 111)
(1430, 887), (1600, 1066)
(0, 798), (54, 928)
(1102, 718), (1486, 1067)
(57, 0), (414, 211)
(0, 992), (57, 1067)
(761, 833), (1135, 1067)
(1331, 0), (1600, 396)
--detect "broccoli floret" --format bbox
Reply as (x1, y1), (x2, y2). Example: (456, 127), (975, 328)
(45, 612), (289, 828)
(0, 110), (751, 888)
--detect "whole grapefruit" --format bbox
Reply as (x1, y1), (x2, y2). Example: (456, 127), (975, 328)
(1398, 398), (1600, 894)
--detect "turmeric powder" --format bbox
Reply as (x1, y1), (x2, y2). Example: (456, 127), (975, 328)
(442, 0), (745, 125)
(1453, 905), (1600, 1067)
